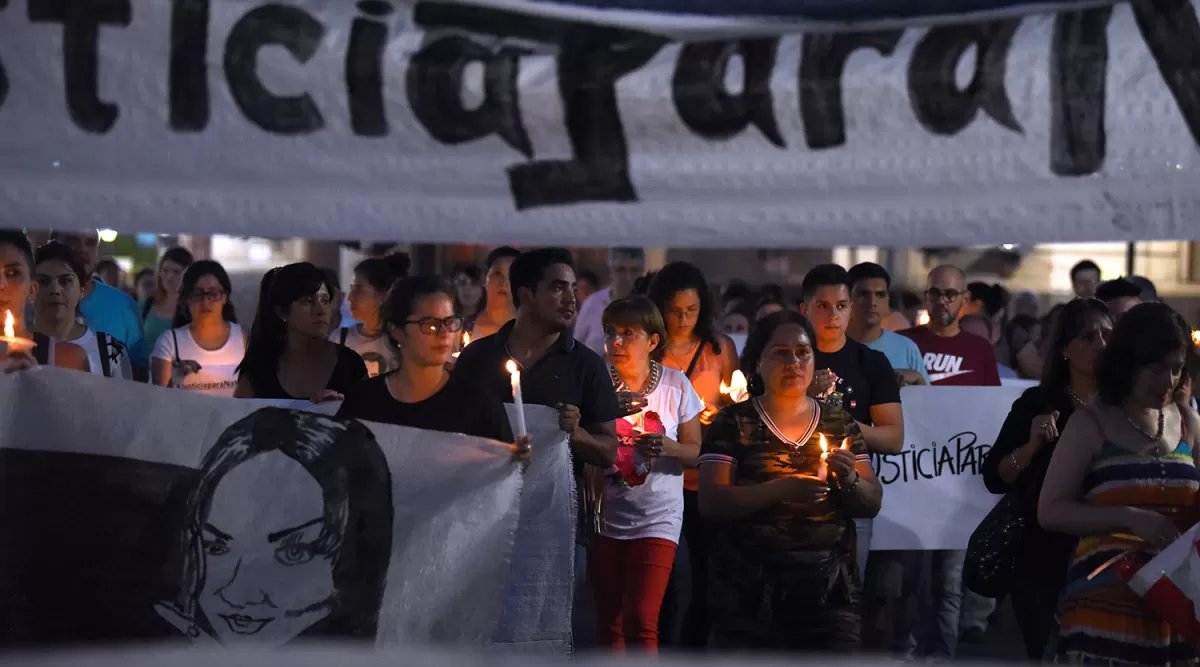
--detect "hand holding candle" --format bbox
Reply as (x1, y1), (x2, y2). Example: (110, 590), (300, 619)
(0, 310), (36, 356)
(720, 370), (749, 403)
(824, 436), (856, 482)
(506, 359), (527, 438)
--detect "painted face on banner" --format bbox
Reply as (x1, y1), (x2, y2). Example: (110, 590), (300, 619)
(199, 452), (336, 646)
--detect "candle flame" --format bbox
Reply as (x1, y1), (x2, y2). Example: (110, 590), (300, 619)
(3, 310), (12, 339)
(818, 433), (829, 454)
(720, 370), (749, 403)
(916, 309), (931, 326)
(505, 359), (519, 375)
(842, 437), (851, 450)
(462, 331), (472, 347)
(1192, 330), (1200, 347)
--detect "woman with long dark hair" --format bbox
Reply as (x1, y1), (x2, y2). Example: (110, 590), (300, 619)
(337, 276), (525, 452)
(1040, 302), (1200, 665)
(31, 241), (132, 379)
(141, 247), (194, 357)
(150, 260), (244, 397)
(153, 408), (393, 645)
(234, 263), (367, 402)
(646, 261), (738, 647)
(698, 310), (881, 651)
(333, 253), (409, 377)
(450, 263), (483, 318)
(0, 230), (89, 373)
(469, 247), (521, 340)
(980, 297), (1111, 659)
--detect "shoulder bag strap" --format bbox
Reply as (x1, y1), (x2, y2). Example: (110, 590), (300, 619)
(141, 298), (153, 321)
(685, 341), (705, 379)
(172, 328), (181, 363)
(340, 327), (350, 346)
(96, 331), (112, 377)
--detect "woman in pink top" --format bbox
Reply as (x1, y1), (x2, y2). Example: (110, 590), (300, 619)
(647, 261), (738, 648)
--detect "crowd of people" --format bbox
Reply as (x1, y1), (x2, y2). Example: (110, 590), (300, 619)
(2, 229), (1199, 663)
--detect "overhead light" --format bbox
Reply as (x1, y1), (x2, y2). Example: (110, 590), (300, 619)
(1001, 244), (1016, 250)
(98, 229), (119, 243)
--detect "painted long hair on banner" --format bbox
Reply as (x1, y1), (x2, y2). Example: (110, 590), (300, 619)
(154, 408), (393, 646)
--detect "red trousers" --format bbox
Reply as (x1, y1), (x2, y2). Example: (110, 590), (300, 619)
(588, 535), (677, 654)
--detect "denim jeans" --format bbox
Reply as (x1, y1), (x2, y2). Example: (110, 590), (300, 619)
(854, 517), (872, 585)
(573, 543), (597, 652)
(864, 550), (924, 652)
(907, 550), (965, 659)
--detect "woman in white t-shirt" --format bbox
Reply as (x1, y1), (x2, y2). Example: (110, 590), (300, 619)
(330, 253), (408, 377)
(151, 260), (245, 397)
(30, 241), (131, 379)
(591, 295), (704, 655)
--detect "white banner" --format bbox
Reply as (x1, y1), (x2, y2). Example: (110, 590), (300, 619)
(870, 385), (1022, 551)
(2, 0), (1198, 246)
(0, 368), (575, 650)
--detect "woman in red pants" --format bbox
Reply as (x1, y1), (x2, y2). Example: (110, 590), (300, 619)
(591, 296), (704, 654)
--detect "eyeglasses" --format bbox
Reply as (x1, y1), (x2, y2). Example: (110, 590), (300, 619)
(189, 289), (225, 303)
(925, 288), (964, 303)
(405, 315), (464, 335)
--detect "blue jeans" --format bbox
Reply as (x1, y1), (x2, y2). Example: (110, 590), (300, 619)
(854, 517), (872, 585)
(907, 550), (965, 659)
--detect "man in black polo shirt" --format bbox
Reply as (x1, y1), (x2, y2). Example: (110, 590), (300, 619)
(453, 247), (620, 647)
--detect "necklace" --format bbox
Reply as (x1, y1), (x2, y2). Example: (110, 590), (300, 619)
(1127, 408), (1165, 441)
(1065, 389), (1087, 407)
(610, 361), (663, 399)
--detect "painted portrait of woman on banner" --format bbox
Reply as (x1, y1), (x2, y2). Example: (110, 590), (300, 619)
(153, 408), (393, 646)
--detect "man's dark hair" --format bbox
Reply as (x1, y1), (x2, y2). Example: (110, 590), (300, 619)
(848, 262), (891, 290)
(578, 270), (599, 288)
(509, 248), (574, 308)
(1070, 259), (1101, 281)
(486, 246), (522, 271)
(1128, 275), (1158, 302)
(801, 264), (851, 301)
(1095, 278), (1142, 304)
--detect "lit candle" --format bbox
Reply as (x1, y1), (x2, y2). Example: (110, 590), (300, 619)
(816, 433), (830, 482)
(506, 359), (527, 438)
(719, 370), (749, 403)
(916, 309), (931, 326)
(1192, 330), (1200, 347)
(452, 331), (473, 359)
(0, 310), (36, 356)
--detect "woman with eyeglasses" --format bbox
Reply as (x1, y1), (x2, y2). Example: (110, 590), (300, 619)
(338, 277), (528, 453)
(235, 262), (368, 403)
(150, 260), (245, 397)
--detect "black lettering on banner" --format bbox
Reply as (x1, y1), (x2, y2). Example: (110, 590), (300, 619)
(224, 4), (325, 134)
(27, 0), (132, 134)
(1132, 0), (1200, 148)
(1049, 7), (1113, 176)
(799, 31), (904, 150)
(915, 446), (935, 480)
(672, 40), (785, 148)
(347, 0), (392, 137)
(169, 0), (210, 131)
(405, 36), (532, 156)
(907, 20), (1023, 136)
(508, 33), (663, 210)
(0, 0), (7, 111)
(936, 445), (954, 476)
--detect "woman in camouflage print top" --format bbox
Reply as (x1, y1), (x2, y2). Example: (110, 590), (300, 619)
(696, 310), (882, 652)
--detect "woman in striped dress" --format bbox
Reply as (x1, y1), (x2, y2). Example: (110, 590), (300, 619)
(1040, 302), (1200, 666)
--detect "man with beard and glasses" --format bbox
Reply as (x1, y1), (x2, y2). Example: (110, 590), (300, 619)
(899, 264), (1000, 659)
(799, 264), (904, 593)
(453, 247), (620, 648)
(575, 247), (646, 356)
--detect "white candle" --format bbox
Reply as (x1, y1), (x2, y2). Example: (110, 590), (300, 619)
(506, 359), (527, 438)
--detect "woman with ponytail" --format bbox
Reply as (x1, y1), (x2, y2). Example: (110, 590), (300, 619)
(234, 262), (368, 402)
(332, 252), (409, 377)
(150, 260), (245, 396)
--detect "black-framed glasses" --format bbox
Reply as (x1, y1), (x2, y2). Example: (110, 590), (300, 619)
(405, 315), (464, 335)
(925, 288), (964, 303)
(188, 289), (226, 303)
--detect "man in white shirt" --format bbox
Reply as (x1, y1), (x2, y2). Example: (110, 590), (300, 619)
(574, 248), (646, 355)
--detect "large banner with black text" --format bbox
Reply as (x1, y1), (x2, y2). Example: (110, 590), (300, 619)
(870, 385), (1021, 551)
(0, 368), (575, 652)
(1, 0), (1198, 246)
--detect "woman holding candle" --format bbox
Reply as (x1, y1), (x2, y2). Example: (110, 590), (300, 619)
(697, 309), (881, 651)
(337, 277), (529, 458)
(333, 253), (409, 377)
(589, 296), (704, 654)
(31, 241), (133, 379)
(234, 262), (368, 402)
(0, 230), (89, 373)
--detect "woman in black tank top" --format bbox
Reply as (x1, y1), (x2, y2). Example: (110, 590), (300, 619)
(234, 262), (368, 402)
